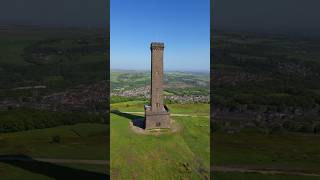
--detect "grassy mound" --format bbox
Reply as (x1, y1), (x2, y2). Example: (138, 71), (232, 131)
(110, 102), (210, 179)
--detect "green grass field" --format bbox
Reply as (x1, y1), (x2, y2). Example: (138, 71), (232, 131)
(110, 70), (209, 95)
(214, 172), (320, 180)
(0, 162), (108, 180)
(110, 101), (210, 179)
(214, 130), (320, 173)
(0, 163), (50, 180)
(0, 26), (109, 179)
(0, 123), (108, 179)
(0, 123), (108, 159)
(111, 100), (209, 116)
(213, 129), (320, 179)
(0, 27), (107, 93)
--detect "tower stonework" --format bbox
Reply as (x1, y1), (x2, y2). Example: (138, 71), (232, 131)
(144, 42), (170, 129)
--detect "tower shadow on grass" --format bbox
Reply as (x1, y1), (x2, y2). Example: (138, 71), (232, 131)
(0, 155), (108, 180)
(111, 110), (145, 129)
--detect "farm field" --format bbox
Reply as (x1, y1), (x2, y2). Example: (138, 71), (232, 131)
(214, 172), (320, 180)
(0, 162), (107, 180)
(110, 101), (210, 179)
(0, 26), (107, 93)
(213, 130), (320, 179)
(0, 26), (109, 179)
(211, 31), (320, 179)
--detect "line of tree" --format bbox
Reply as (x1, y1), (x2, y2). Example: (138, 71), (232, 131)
(0, 108), (104, 133)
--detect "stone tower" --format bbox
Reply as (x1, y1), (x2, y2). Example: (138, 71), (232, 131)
(144, 42), (170, 129)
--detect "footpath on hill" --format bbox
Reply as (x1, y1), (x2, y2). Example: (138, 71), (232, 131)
(211, 166), (320, 177)
(121, 111), (209, 118)
(0, 156), (108, 165)
(1, 156), (319, 177)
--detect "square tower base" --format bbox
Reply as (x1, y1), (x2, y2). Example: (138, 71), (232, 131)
(144, 107), (170, 129)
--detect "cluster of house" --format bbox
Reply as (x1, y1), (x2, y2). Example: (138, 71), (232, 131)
(0, 81), (108, 112)
(112, 86), (209, 103)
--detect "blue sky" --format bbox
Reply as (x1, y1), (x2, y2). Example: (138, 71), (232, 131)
(111, 0), (210, 72)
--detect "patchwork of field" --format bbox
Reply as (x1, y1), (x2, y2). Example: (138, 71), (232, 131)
(0, 27), (107, 92)
(110, 101), (210, 179)
(0, 26), (109, 179)
(212, 31), (320, 179)
(111, 70), (209, 92)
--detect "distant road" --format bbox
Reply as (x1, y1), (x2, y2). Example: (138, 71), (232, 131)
(0, 156), (108, 165)
(212, 166), (320, 177)
(35, 158), (108, 165)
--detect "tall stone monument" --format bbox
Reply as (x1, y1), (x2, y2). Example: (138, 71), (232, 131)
(144, 42), (170, 129)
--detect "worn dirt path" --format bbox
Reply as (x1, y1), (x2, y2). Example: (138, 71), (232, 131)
(212, 166), (320, 177)
(1, 157), (320, 177)
(0, 156), (108, 165)
(122, 111), (209, 118)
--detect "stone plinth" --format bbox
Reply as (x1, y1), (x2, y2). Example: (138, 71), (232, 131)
(145, 105), (170, 129)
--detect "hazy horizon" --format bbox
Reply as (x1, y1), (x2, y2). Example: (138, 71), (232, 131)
(0, 0), (108, 28)
(0, 24), (107, 30)
(213, 0), (320, 36)
(110, 68), (210, 73)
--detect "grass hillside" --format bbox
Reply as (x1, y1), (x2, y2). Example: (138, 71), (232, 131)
(0, 123), (108, 179)
(213, 130), (320, 172)
(0, 26), (107, 96)
(0, 26), (109, 179)
(214, 172), (320, 180)
(0, 123), (108, 159)
(110, 101), (210, 179)
(212, 31), (320, 179)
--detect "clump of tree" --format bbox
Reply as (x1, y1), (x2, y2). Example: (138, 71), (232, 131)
(269, 123), (284, 134)
(0, 108), (103, 133)
(51, 135), (61, 143)
(111, 96), (146, 104)
(282, 120), (318, 134)
(165, 87), (209, 96)
(314, 123), (320, 134)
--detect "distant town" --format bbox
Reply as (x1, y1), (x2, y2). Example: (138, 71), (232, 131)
(110, 70), (210, 104)
(112, 85), (209, 103)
